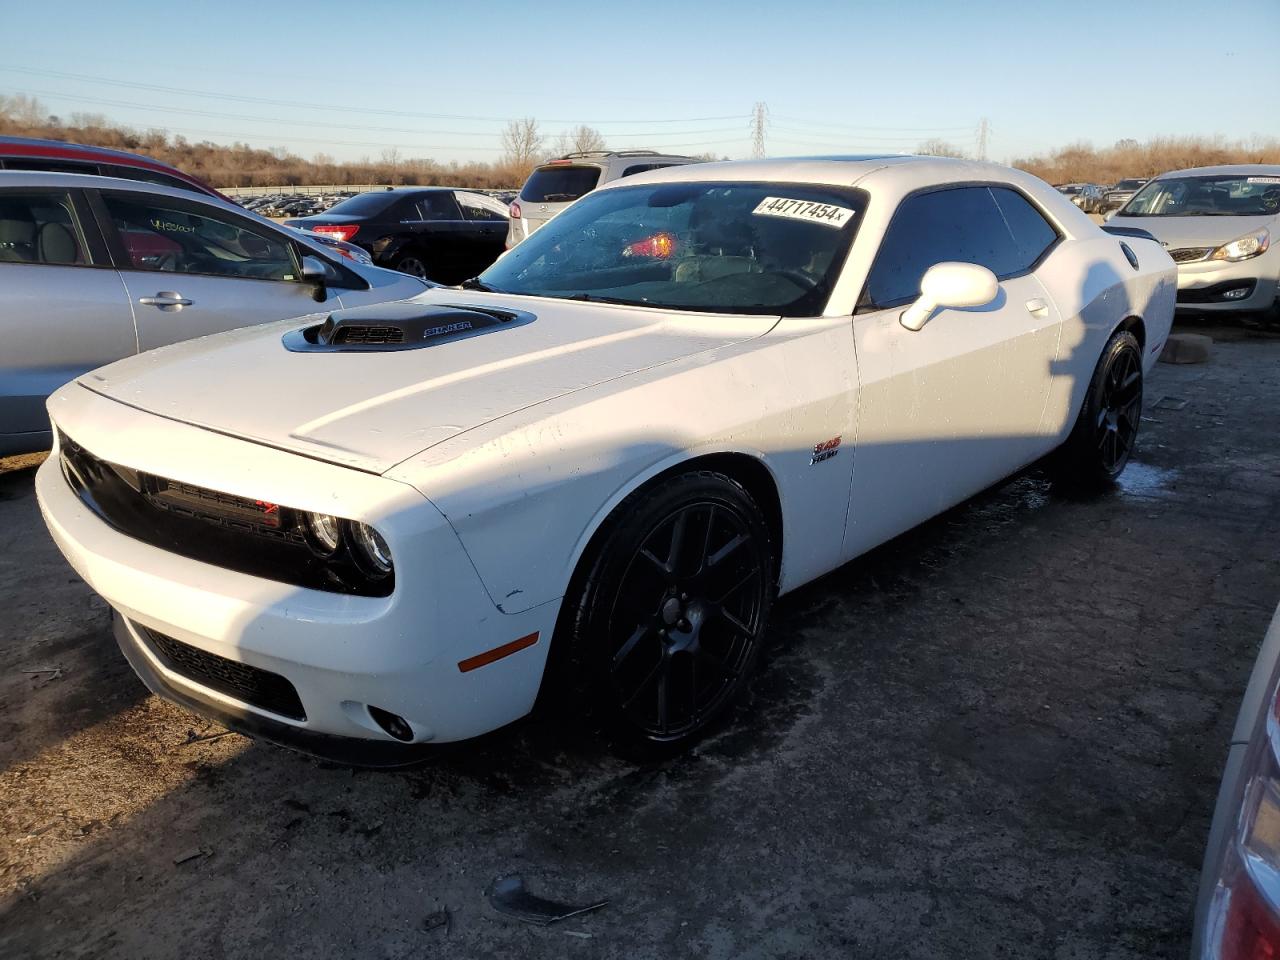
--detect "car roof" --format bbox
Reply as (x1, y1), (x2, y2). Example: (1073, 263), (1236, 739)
(0, 168), (242, 205)
(599, 154), (1047, 194)
(0, 135), (219, 193)
(1152, 163), (1280, 180)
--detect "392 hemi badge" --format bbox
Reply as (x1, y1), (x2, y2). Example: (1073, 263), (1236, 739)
(810, 436), (842, 465)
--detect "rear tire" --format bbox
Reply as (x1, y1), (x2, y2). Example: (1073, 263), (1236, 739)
(1051, 329), (1143, 489)
(558, 471), (775, 754)
(392, 250), (431, 280)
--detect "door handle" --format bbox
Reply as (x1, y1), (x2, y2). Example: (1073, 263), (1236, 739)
(1025, 298), (1049, 317)
(138, 292), (192, 308)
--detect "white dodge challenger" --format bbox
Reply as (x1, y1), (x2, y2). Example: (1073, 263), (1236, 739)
(36, 156), (1175, 763)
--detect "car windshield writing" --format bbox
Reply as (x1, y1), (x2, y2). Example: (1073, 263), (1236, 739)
(1120, 175), (1280, 217)
(480, 181), (868, 316)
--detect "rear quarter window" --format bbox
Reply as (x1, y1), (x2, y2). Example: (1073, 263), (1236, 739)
(323, 192), (399, 217)
(520, 166), (602, 203)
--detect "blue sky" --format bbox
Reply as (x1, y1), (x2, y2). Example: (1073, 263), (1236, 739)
(2, 0), (1276, 165)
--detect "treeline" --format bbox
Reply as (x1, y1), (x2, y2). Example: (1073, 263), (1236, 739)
(0, 95), (527, 189)
(4, 94), (1279, 190)
(1011, 135), (1280, 185)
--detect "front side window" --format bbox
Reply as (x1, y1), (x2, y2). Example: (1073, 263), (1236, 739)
(0, 191), (88, 265)
(1120, 175), (1280, 217)
(414, 193), (460, 221)
(480, 181), (868, 316)
(864, 185), (1056, 308)
(101, 193), (298, 281)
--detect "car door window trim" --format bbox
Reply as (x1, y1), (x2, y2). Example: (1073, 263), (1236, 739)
(855, 180), (1063, 313)
(86, 187), (308, 284)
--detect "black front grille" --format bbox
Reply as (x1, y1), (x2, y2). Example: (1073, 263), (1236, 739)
(1168, 247), (1212, 263)
(139, 625), (306, 720)
(57, 432), (392, 597)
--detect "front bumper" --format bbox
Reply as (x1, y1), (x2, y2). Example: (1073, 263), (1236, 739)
(37, 386), (561, 756)
(1175, 258), (1278, 313)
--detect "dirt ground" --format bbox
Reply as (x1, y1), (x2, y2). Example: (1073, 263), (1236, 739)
(2, 323), (1279, 959)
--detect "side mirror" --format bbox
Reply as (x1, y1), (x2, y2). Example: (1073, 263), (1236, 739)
(1104, 209), (1118, 222)
(301, 255), (329, 303)
(899, 262), (998, 332)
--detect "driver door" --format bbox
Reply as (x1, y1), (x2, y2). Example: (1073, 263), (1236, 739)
(89, 189), (325, 351)
(842, 185), (1064, 559)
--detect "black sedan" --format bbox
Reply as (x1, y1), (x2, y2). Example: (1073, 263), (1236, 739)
(286, 188), (508, 284)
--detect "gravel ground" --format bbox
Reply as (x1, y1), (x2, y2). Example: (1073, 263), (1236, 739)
(2, 324), (1279, 959)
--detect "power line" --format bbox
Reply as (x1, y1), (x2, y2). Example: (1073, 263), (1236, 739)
(13, 88), (746, 140)
(770, 125), (974, 143)
(977, 117), (991, 161)
(0, 66), (747, 126)
(771, 114), (975, 133)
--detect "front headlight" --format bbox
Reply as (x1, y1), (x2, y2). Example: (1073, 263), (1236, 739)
(350, 521), (393, 576)
(1211, 228), (1270, 263)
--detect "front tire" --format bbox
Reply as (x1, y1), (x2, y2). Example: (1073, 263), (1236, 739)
(1052, 329), (1143, 488)
(560, 471), (775, 752)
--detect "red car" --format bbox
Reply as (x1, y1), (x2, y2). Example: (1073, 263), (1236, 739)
(0, 135), (225, 199)
(0, 136), (372, 265)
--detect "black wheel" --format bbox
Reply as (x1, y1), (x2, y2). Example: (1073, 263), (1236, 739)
(1052, 329), (1143, 488)
(392, 251), (430, 279)
(560, 471), (775, 751)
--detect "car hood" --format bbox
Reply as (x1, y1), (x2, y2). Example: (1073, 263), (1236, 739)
(76, 289), (777, 474)
(1109, 213), (1276, 248)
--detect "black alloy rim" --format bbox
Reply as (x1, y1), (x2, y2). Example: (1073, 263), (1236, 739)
(607, 501), (767, 740)
(398, 257), (428, 279)
(1097, 346), (1142, 473)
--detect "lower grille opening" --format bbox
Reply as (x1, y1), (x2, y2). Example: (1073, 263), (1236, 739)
(138, 625), (306, 721)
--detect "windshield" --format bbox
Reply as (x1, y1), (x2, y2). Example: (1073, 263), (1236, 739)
(478, 181), (867, 316)
(1119, 174), (1280, 217)
(321, 192), (397, 217)
(1115, 179), (1145, 191)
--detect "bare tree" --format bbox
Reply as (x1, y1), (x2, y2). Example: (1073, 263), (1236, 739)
(552, 124), (607, 157)
(501, 118), (543, 177)
(380, 146), (402, 184)
(916, 138), (968, 159)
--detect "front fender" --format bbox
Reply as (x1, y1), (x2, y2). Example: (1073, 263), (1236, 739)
(385, 320), (859, 613)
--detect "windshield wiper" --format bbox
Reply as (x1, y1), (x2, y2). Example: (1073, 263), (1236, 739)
(458, 278), (503, 292)
(565, 292), (637, 306)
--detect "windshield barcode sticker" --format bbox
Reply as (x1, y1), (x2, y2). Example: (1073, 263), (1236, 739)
(752, 197), (854, 228)
(1247, 176), (1280, 184)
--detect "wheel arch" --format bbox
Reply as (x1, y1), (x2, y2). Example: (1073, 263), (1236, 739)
(539, 448), (785, 709)
(1116, 314), (1146, 351)
(563, 449), (785, 605)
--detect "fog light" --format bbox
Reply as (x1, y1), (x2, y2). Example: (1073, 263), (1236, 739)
(1223, 287), (1250, 300)
(368, 706), (413, 742)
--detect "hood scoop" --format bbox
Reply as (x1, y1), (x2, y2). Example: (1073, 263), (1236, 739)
(283, 301), (535, 353)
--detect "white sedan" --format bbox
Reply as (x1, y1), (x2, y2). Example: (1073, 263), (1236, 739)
(36, 156), (1176, 763)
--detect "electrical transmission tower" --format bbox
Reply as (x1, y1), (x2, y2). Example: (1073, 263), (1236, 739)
(751, 102), (768, 159)
(976, 117), (991, 161)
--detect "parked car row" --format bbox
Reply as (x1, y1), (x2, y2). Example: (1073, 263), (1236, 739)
(233, 192), (360, 218)
(1054, 182), (1106, 214)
